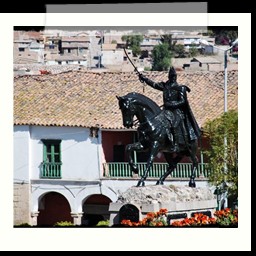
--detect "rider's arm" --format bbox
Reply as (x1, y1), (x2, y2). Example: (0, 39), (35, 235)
(139, 73), (164, 91)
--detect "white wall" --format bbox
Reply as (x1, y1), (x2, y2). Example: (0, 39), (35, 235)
(14, 125), (102, 182)
(46, 60), (56, 65)
(14, 126), (30, 183)
(102, 50), (123, 66)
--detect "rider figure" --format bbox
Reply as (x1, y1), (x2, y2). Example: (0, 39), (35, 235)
(138, 66), (201, 152)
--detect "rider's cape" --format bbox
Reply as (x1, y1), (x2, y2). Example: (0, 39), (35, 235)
(173, 85), (201, 139)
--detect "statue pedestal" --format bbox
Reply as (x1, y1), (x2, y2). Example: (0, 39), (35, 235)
(109, 185), (217, 226)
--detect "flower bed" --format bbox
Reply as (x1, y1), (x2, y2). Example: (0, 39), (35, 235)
(120, 208), (238, 227)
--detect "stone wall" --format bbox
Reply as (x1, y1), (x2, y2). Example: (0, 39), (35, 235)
(13, 183), (30, 225)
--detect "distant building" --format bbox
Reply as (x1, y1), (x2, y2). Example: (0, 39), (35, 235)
(190, 57), (222, 71)
(172, 34), (215, 49)
(60, 36), (90, 56)
(101, 43), (123, 67)
(13, 39), (45, 64)
(45, 54), (87, 66)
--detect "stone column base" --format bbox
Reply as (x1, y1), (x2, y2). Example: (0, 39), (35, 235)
(31, 211), (40, 226)
(70, 212), (84, 226)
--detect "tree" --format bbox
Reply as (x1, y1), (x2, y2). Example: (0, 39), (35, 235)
(203, 110), (238, 199)
(160, 34), (176, 51)
(173, 44), (186, 58)
(121, 34), (143, 57)
(151, 43), (173, 71)
(189, 43), (199, 58)
(211, 29), (238, 45)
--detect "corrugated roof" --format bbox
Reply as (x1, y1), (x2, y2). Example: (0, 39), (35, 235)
(192, 57), (221, 64)
(14, 70), (238, 129)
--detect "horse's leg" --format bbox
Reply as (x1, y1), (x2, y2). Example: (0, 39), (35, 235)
(136, 141), (160, 187)
(156, 153), (183, 185)
(188, 141), (199, 188)
(126, 142), (144, 174)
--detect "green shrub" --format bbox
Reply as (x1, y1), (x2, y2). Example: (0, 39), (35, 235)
(14, 223), (31, 227)
(54, 221), (74, 227)
(96, 219), (110, 227)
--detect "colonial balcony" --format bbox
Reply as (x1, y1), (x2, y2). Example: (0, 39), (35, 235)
(103, 162), (210, 178)
(40, 162), (62, 179)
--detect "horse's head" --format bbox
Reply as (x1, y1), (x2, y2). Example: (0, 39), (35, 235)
(116, 95), (135, 128)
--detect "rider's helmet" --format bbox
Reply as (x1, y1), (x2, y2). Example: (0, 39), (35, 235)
(168, 66), (177, 83)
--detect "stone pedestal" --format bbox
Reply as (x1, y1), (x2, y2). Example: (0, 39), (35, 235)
(109, 185), (217, 226)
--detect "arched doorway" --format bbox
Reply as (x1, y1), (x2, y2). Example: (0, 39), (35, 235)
(82, 194), (111, 227)
(37, 192), (72, 226)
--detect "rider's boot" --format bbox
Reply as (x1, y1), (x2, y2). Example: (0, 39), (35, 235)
(173, 143), (179, 152)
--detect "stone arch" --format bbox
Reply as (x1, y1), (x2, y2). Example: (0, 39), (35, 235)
(32, 188), (74, 212)
(37, 191), (72, 226)
(75, 184), (118, 213)
(82, 194), (112, 226)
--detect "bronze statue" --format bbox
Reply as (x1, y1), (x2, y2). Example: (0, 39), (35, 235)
(116, 62), (202, 187)
(138, 67), (201, 152)
(117, 90), (201, 188)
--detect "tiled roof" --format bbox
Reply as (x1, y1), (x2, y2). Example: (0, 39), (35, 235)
(54, 55), (86, 61)
(62, 42), (89, 48)
(61, 36), (90, 42)
(14, 70), (238, 130)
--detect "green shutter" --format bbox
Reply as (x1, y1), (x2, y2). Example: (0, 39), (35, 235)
(41, 139), (62, 179)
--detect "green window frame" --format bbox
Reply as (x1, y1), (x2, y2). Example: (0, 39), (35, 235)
(41, 139), (62, 179)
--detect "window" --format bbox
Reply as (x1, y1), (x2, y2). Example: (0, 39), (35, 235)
(41, 140), (62, 178)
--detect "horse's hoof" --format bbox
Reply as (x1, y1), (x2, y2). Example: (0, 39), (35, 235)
(136, 180), (145, 187)
(136, 181), (141, 187)
(132, 168), (138, 174)
(156, 180), (163, 185)
(189, 180), (196, 188)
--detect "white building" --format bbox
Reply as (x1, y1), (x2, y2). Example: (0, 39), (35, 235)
(14, 70), (238, 226)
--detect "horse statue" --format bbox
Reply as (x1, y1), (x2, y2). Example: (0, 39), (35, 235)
(116, 92), (200, 187)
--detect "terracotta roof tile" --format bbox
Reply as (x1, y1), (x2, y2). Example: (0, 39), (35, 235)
(14, 70), (238, 129)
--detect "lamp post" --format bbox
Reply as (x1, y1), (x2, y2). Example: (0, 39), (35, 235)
(214, 186), (221, 210)
(199, 38), (238, 208)
(199, 39), (238, 115)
